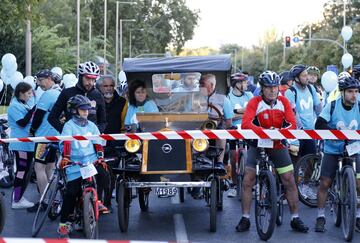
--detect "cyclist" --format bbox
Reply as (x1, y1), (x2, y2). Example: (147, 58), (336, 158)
(326, 71), (351, 104)
(48, 61), (107, 133)
(314, 76), (360, 232)
(279, 71), (293, 96)
(57, 95), (110, 237)
(27, 70), (62, 212)
(285, 64), (322, 157)
(237, 71), (309, 233)
(307, 66), (323, 99)
(227, 72), (253, 198)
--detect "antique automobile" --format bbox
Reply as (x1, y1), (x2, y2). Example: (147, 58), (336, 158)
(114, 54), (232, 233)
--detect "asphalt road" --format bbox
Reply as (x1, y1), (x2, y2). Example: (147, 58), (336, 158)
(1, 182), (359, 242)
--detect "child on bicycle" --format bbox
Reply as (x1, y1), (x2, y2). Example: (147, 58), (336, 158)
(57, 95), (110, 237)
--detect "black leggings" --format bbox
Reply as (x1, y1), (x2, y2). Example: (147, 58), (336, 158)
(60, 165), (111, 223)
(13, 151), (34, 202)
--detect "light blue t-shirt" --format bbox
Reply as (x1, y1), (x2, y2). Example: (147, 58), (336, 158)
(320, 98), (360, 155)
(60, 119), (102, 181)
(227, 90), (253, 126)
(285, 84), (320, 129)
(124, 100), (159, 125)
(208, 92), (234, 120)
(8, 97), (35, 152)
(35, 88), (61, 137)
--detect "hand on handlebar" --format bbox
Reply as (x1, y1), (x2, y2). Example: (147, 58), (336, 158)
(95, 158), (108, 171)
(60, 157), (71, 169)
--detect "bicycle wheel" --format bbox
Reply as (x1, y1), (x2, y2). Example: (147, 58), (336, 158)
(340, 167), (356, 242)
(0, 147), (15, 188)
(329, 182), (341, 227)
(236, 149), (245, 201)
(0, 193), (5, 234)
(83, 191), (98, 239)
(276, 178), (284, 226)
(117, 179), (130, 232)
(255, 170), (277, 241)
(294, 154), (321, 208)
(210, 179), (217, 232)
(31, 171), (59, 237)
(138, 188), (149, 211)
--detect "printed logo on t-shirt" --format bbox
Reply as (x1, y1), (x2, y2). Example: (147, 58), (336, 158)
(336, 120), (358, 130)
(90, 100), (96, 108)
(299, 97), (313, 110)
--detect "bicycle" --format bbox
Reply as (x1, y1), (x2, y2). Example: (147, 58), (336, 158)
(254, 146), (277, 241)
(328, 141), (358, 241)
(294, 140), (323, 208)
(0, 118), (15, 188)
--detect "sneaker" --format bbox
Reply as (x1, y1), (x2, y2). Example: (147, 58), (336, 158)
(290, 217), (309, 233)
(236, 217), (250, 232)
(314, 216), (326, 232)
(355, 218), (360, 233)
(12, 197), (34, 209)
(57, 222), (73, 238)
(98, 201), (110, 214)
(300, 184), (317, 200)
(227, 188), (237, 198)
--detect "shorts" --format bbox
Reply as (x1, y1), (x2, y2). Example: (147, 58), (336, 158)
(320, 153), (360, 179)
(34, 142), (57, 164)
(246, 145), (293, 174)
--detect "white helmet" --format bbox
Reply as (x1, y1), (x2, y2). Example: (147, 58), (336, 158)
(338, 71), (351, 82)
(78, 61), (100, 78)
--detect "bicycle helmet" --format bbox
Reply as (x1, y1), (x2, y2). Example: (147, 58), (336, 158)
(352, 64), (360, 79)
(279, 71), (291, 85)
(258, 71), (280, 87)
(35, 69), (61, 84)
(78, 61), (100, 78)
(67, 95), (92, 114)
(230, 72), (248, 87)
(306, 66), (320, 77)
(338, 76), (360, 91)
(338, 71), (351, 82)
(289, 64), (307, 79)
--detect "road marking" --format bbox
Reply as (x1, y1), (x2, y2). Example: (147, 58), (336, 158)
(173, 214), (189, 243)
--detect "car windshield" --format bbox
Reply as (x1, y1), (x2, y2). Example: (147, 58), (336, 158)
(149, 72), (208, 113)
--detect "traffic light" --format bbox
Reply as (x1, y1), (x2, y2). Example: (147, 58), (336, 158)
(285, 36), (291, 47)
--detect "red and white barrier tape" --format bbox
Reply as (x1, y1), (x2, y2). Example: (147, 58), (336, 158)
(1, 129), (359, 143)
(0, 239), (177, 243)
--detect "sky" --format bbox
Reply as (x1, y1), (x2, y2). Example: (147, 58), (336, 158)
(185, 0), (329, 48)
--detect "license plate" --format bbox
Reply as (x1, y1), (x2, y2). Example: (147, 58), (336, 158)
(155, 187), (178, 197)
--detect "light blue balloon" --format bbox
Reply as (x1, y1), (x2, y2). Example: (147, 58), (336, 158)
(1, 53), (17, 69)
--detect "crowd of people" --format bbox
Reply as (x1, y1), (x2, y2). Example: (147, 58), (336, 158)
(5, 59), (360, 238)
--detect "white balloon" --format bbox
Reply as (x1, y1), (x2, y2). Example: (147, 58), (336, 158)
(3, 62), (17, 74)
(118, 70), (127, 82)
(23, 76), (36, 89)
(10, 71), (24, 89)
(0, 79), (4, 93)
(0, 69), (12, 85)
(51, 67), (63, 78)
(341, 53), (353, 69)
(321, 71), (338, 93)
(1, 53), (16, 68)
(341, 26), (353, 42)
(62, 73), (77, 88)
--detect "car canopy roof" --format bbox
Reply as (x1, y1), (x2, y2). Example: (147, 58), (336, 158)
(123, 54), (232, 73)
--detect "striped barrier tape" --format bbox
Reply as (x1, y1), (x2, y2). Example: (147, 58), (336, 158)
(0, 129), (359, 143)
(0, 239), (178, 243)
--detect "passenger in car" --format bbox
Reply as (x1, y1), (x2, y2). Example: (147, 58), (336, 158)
(124, 79), (159, 129)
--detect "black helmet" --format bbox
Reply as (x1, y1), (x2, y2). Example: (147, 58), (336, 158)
(67, 95), (92, 114)
(338, 76), (360, 91)
(289, 64), (307, 79)
(259, 71), (280, 87)
(230, 72), (248, 87)
(35, 69), (61, 84)
(352, 64), (360, 79)
(279, 71), (291, 85)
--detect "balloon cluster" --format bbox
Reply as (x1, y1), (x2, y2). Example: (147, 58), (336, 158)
(0, 53), (22, 91)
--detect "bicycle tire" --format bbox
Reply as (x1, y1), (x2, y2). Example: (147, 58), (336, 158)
(32, 172), (59, 237)
(83, 191), (98, 239)
(341, 167), (356, 242)
(210, 178), (217, 232)
(329, 180), (341, 227)
(0, 193), (5, 234)
(117, 179), (130, 232)
(236, 149), (245, 201)
(294, 154), (321, 208)
(138, 188), (149, 211)
(255, 170), (277, 241)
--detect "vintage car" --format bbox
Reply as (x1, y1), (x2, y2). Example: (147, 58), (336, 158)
(114, 54), (232, 233)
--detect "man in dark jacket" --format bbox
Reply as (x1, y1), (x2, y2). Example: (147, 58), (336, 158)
(48, 61), (107, 133)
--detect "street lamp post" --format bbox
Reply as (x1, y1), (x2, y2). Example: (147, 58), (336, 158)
(86, 17), (92, 48)
(115, 1), (137, 76)
(76, 0), (80, 68)
(103, 0), (107, 74)
(25, 5), (31, 76)
(120, 19), (136, 70)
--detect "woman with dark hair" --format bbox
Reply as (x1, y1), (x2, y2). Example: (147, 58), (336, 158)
(7, 82), (36, 209)
(124, 80), (158, 126)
